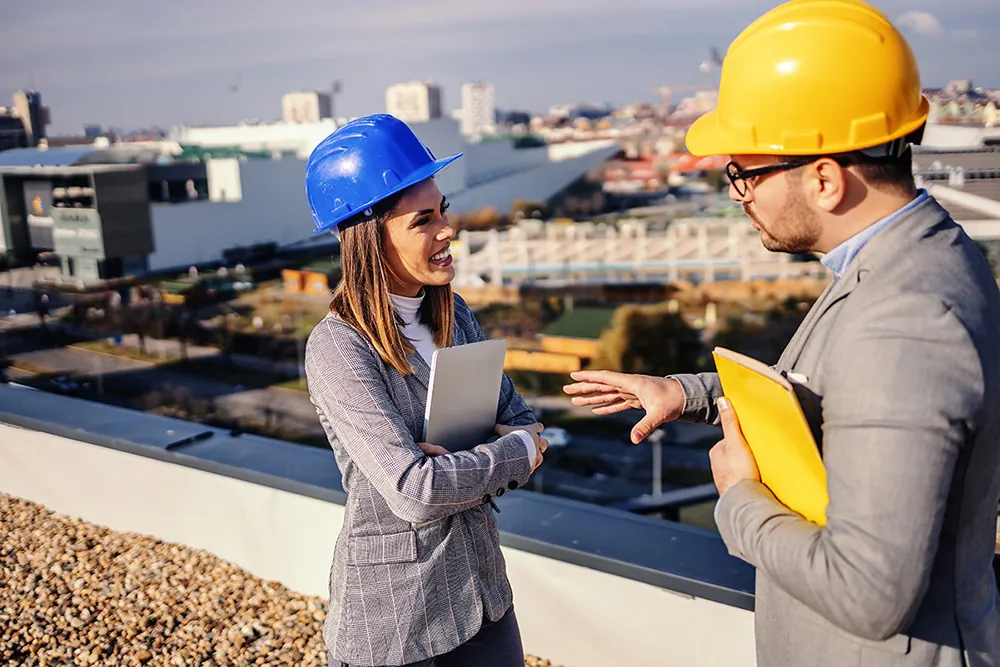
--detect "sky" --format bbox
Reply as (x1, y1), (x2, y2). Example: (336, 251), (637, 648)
(1, 0), (997, 135)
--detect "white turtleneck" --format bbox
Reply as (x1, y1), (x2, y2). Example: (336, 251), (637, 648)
(389, 291), (537, 461)
(390, 292), (437, 366)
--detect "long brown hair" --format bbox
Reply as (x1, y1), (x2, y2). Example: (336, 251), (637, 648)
(330, 189), (454, 375)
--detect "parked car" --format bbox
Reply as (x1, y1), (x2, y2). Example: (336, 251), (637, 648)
(541, 426), (571, 448)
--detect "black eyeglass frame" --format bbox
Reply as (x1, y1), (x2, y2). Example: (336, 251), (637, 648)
(725, 155), (853, 197)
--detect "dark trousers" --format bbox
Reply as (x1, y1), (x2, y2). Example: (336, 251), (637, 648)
(340, 605), (524, 667)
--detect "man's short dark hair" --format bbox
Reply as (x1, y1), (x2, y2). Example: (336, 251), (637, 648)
(838, 147), (916, 196)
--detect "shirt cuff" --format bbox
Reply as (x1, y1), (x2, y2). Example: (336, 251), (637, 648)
(512, 430), (537, 463)
(714, 485), (731, 525)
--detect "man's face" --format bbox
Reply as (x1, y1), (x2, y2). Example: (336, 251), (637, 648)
(728, 154), (822, 254)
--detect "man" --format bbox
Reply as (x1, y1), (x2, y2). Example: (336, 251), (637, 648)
(564, 1), (1000, 665)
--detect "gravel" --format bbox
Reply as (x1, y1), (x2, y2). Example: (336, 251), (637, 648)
(0, 493), (561, 666)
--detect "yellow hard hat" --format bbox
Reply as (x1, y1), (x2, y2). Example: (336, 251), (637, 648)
(685, 0), (929, 157)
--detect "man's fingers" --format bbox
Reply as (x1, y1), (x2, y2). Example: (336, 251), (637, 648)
(570, 391), (623, 407)
(567, 370), (634, 392)
(563, 381), (616, 396)
(716, 396), (738, 436)
(630, 413), (660, 445)
(591, 400), (630, 415)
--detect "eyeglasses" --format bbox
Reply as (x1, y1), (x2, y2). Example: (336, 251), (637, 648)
(725, 158), (820, 198)
(725, 154), (857, 198)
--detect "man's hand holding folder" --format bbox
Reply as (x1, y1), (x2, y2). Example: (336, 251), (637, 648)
(710, 396), (762, 496)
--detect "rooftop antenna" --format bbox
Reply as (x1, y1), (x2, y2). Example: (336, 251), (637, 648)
(331, 80), (342, 119)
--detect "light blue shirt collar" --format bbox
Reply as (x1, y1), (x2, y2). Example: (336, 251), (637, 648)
(820, 189), (929, 278)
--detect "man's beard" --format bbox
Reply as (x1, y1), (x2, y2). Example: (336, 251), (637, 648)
(743, 187), (820, 254)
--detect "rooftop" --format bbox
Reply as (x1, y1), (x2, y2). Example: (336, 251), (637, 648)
(913, 148), (1000, 173)
(0, 493), (561, 667)
(0, 146), (101, 168)
(0, 381), (755, 667)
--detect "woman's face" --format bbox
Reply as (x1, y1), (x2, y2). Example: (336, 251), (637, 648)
(383, 178), (455, 297)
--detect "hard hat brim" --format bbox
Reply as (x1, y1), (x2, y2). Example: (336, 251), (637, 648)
(312, 152), (464, 235)
(685, 98), (931, 158)
(684, 109), (741, 158)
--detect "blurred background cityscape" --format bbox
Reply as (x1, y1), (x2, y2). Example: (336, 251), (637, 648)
(1, 1), (998, 665)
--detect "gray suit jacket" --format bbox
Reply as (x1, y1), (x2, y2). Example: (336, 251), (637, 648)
(305, 294), (537, 667)
(673, 196), (1000, 667)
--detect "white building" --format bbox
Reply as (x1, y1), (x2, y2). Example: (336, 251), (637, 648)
(386, 81), (442, 123)
(169, 119), (341, 158)
(281, 91), (332, 124)
(460, 82), (496, 137)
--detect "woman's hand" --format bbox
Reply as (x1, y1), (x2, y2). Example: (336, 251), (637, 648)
(495, 422), (544, 438)
(495, 423), (548, 472)
(416, 442), (450, 457)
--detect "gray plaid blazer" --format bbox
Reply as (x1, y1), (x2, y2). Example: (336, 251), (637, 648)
(305, 293), (537, 667)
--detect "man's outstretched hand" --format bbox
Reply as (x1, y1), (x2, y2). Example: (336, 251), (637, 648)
(562, 371), (686, 444)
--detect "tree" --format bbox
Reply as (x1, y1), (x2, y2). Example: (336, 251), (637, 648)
(454, 206), (505, 231)
(591, 302), (705, 376)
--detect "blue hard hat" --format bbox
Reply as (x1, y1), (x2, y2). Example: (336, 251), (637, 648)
(305, 113), (463, 235)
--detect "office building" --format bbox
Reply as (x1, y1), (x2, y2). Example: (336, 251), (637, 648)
(386, 81), (442, 123)
(281, 91), (333, 124)
(12, 91), (49, 148)
(0, 111), (28, 152)
(461, 82), (496, 137)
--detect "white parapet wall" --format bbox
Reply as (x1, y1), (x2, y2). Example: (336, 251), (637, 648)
(0, 422), (756, 667)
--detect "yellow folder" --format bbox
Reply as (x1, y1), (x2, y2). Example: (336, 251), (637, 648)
(712, 347), (829, 525)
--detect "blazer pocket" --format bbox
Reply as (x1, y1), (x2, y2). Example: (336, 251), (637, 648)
(348, 531), (418, 566)
(805, 612), (911, 656)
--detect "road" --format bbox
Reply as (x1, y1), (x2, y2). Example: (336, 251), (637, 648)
(4, 329), (325, 438)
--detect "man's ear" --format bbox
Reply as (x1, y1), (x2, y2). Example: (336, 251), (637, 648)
(808, 158), (848, 213)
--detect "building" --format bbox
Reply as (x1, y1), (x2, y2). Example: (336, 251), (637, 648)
(0, 148), (159, 279)
(920, 123), (1000, 149)
(386, 81), (442, 123)
(12, 90), (49, 148)
(460, 82), (496, 137)
(281, 91), (333, 124)
(0, 145), (250, 279)
(0, 110), (28, 152)
(163, 117), (621, 272)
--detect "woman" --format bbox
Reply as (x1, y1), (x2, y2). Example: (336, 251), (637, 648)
(303, 114), (548, 667)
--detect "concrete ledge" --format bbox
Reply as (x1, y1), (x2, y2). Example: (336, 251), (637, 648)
(0, 382), (754, 611)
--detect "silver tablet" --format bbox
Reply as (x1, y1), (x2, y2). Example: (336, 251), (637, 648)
(422, 338), (507, 451)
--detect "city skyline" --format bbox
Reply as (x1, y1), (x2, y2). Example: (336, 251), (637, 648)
(2, 0), (998, 134)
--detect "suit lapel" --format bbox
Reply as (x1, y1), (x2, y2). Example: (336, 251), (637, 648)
(783, 263), (863, 368)
(780, 195), (951, 370)
(409, 350), (430, 391)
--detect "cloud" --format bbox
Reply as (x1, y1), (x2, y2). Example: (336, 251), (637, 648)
(896, 10), (944, 37)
